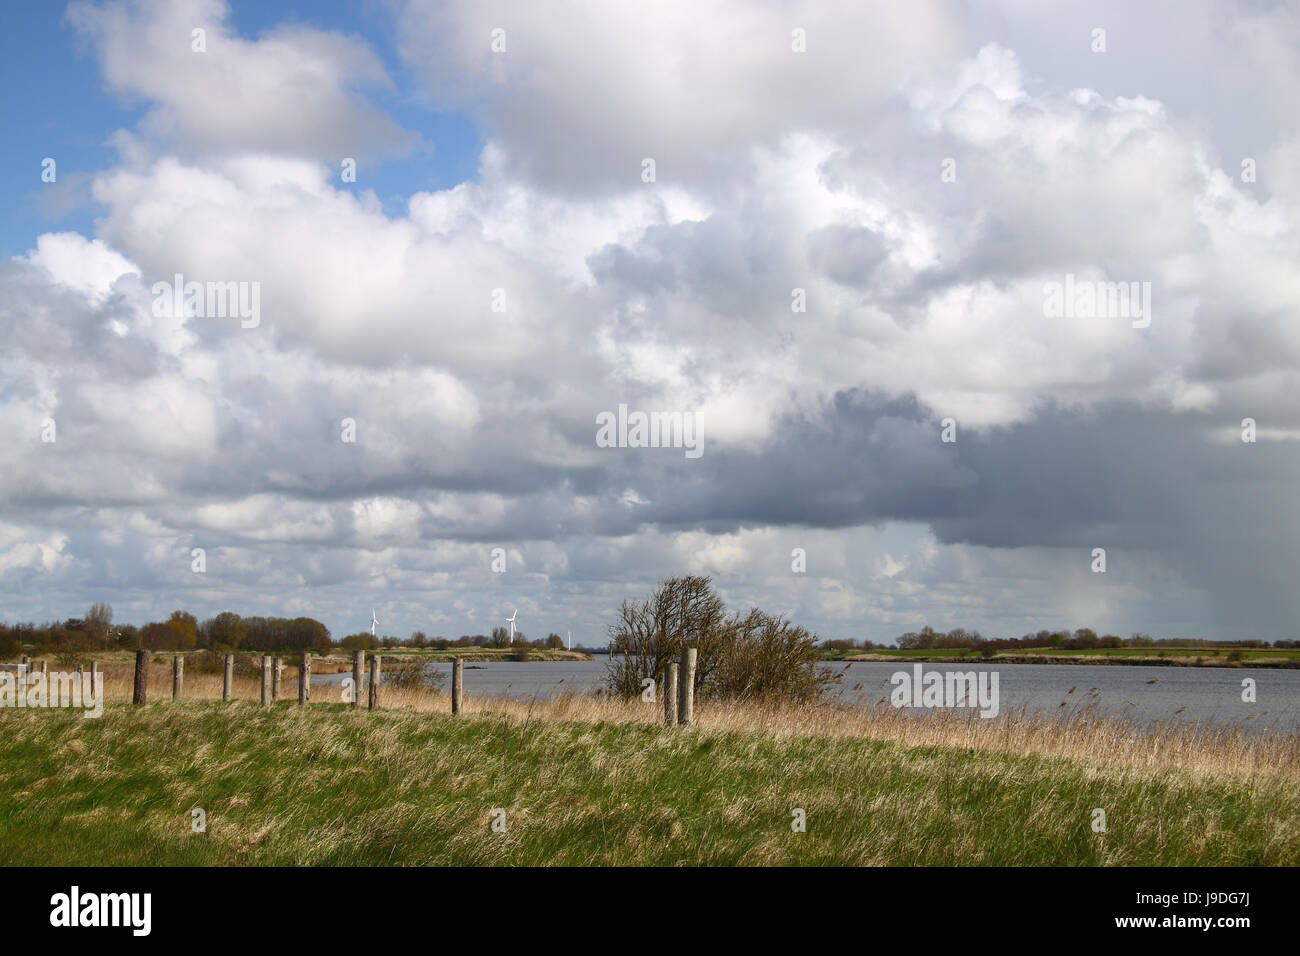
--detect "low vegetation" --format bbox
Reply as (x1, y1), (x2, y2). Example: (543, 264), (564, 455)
(2, 688), (1296, 866)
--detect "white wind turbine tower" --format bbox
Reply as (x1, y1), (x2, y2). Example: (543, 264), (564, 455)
(506, 608), (518, 643)
(371, 608), (378, 638)
(567, 631), (572, 651)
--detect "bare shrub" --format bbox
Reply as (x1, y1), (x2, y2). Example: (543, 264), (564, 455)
(606, 575), (834, 703)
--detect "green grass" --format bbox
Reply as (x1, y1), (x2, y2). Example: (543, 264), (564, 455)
(2, 701), (1296, 865)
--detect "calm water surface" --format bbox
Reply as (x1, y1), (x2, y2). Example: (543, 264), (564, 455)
(315, 658), (1299, 732)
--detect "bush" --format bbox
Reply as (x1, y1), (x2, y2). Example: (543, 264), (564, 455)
(385, 662), (446, 691)
(605, 576), (835, 703)
(339, 633), (380, 651)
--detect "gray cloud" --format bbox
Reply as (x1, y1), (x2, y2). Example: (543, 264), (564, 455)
(3, 0), (1298, 646)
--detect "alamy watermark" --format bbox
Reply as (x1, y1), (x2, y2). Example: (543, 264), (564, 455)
(151, 272), (260, 328)
(1043, 273), (1151, 329)
(889, 664), (1000, 718)
(596, 403), (702, 459)
(50, 886), (150, 936)
(1, 667), (103, 718)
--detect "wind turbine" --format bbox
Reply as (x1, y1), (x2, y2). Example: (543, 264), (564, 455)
(371, 608), (378, 638)
(506, 608), (518, 643)
(567, 630), (572, 651)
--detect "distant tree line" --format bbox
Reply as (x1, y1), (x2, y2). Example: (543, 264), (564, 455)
(7, 605), (1292, 663)
(1, 606), (583, 659)
(0, 605), (331, 656)
(820, 627), (1295, 651)
(339, 629), (569, 651)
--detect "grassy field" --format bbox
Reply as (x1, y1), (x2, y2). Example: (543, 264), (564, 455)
(2, 666), (1297, 865)
(835, 647), (1300, 667)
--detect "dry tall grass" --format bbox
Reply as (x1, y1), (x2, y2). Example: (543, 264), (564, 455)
(84, 660), (1300, 781)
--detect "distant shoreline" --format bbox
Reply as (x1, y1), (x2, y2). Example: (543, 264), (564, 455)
(374, 649), (595, 663)
(837, 653), (1300, 670)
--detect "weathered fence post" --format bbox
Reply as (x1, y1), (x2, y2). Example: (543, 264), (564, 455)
(663, 661), (679, 726)
(368, 655), (381, 711)
(451, 657), (464, 714)
(272, 658), (282, 700)
(223, 654), (234, 702)
(41, 660), (49, 678)
(90, 661), (99, 697)
(351, 650), (363, 708)
(260, 656), (271, 705)
(677, 646), (697, 725)
(133, 649), (149, 705)
(172, 654), (183, 700)
(298, 652), (310, 707)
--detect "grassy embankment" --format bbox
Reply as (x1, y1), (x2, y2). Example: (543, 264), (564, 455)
(1, 663), (1297, 866)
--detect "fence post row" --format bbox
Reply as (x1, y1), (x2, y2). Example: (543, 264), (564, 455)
(677, 646), (697, 726)
(105, 648), (699, 720)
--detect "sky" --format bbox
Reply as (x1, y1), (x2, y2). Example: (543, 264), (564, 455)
(1, 0), (1298, 644)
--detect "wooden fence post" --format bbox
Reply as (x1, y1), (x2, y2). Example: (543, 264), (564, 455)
(223, 654), (234, 702)
(351, 650), (363, 708)
(260, 656), (271, 706)
(41, 660), (49, 678)
(663, 661), (679, 726)
(451, 657), (464, 714)
(172, 655), (183, 700)
(677, 646), (697, 725)
(272, 658), (282, 700)
(90, 661), (99, 697)
(133, 649), (148, 705)
(368, 655), (381, 711)
(298, 652), (310, 707)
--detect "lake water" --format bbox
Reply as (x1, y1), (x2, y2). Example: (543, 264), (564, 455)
(314, 658), (1300, 732)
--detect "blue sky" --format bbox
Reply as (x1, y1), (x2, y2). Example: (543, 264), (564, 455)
(0, 0), (481, 258)
(2, 0), (1299, 644)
